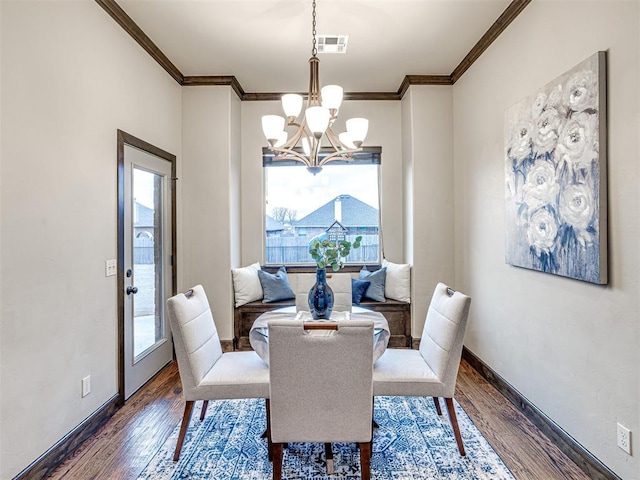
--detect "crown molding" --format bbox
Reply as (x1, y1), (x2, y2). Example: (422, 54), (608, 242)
(182, 76), (246, 99)
(95, 0), (183, 84)
(96, 0), (531, 99)
(397, 75), (453, 99)
(241, 92), (299, 102)
(450, 0), (532, 83)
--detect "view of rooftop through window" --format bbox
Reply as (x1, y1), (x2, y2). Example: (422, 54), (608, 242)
(264, 164), (380, 265)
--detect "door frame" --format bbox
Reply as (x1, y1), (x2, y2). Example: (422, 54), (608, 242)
(117, 129), (177, 405)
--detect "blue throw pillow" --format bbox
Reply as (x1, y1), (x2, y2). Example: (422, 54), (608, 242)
(359, 267), (387, 302)
(258, 267), (295, 303)
(351, 278), (371, 305)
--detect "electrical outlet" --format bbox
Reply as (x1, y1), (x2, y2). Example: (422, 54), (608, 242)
(105, 259), (117, 277)
(82, 375), (91, 397)
(617, 423), (631, 455)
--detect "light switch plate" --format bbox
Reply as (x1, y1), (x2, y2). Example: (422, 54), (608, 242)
(105, 259), (117, 277)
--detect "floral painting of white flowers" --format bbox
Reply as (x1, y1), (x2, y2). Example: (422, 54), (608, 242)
(505, 51), (607, 284)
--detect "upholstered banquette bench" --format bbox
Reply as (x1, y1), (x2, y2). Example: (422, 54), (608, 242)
(232, 261), (412, 351)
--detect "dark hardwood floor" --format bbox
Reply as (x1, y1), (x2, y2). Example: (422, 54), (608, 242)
(48, 359), (590, 480)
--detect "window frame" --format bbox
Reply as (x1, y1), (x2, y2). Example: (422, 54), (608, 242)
(262, 146), (383, 268)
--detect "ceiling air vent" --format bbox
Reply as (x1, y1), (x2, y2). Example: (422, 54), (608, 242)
(317, 35), (348, 54)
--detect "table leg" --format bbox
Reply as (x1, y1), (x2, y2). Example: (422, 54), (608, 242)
(324, 442), (334, 474)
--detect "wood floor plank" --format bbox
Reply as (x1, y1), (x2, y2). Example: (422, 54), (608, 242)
(47, 359), (591, 479)
(47, 363), (184, 480)
(455, 361), (590, 480)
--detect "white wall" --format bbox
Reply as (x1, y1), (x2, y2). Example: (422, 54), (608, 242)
(0, 1), (181, 478)
(240, 100), (404, 267)
(2, 1), (636, 478)
(0, 2), (4, 471)
(401, 86), (455, 334)
(230, 93), (242, 272)
(181, 86), (239, 341)
(452, 2), (639, 478)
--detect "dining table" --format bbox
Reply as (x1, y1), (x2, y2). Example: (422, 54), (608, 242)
(249, 306), (390, 366)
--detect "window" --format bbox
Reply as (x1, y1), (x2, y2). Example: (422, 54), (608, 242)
(264, 148), (381, 265)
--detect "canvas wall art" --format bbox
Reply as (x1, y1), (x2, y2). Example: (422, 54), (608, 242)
(504, 51), (607, 284)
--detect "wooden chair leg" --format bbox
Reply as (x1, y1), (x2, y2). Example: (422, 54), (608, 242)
(359, 441), (371, 480)
(324, 442), (334, 474)
(199, 400), (209, 421)
(433, 397), (442, 416)
(266, 399), (272, 462)
(272, 443), (283, 480)
(173, 400), (195, 461)
(444, 398), (466, 456)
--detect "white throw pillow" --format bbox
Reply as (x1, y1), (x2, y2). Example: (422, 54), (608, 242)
(382, 259), (411, 303)
(231, 262), (263, 307)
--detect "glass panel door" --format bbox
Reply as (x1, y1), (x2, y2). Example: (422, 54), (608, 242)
(132, 167), (165, 360)
(123, 143), (173, 399)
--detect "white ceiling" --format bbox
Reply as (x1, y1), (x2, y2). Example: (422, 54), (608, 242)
(116, 0), (512, 93)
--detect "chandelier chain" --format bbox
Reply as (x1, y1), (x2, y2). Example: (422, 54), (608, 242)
(311, 0), (317, 57)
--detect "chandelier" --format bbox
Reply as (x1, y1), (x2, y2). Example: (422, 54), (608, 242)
(261, 0), (369, 175)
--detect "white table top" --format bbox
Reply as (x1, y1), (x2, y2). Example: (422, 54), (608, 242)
(249, 306), (390, 366)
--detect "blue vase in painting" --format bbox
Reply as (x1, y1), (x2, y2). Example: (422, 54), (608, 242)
(308, 268), (334, 319)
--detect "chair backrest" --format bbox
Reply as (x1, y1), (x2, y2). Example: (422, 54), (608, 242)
(166, 285), (223, 400)
(418, 283), (471, 397)
(268, 319), (373, 443)
(291, 273), (352, 313)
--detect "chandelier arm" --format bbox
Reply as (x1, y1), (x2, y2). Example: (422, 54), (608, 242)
(320, 127), (362, 166)
(272, 148), (313, 168)
(280, 119), (312, 152)
(324, 127), (351, 151)
(318, 149), (361, 167)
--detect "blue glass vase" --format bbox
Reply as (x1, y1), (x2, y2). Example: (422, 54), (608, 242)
(308, 268), (334, 319)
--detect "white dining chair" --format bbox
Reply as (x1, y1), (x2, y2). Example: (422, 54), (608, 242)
(267, 319), (374, 479)
(167, 285), (270, 461)
(372, 282), (471, 455)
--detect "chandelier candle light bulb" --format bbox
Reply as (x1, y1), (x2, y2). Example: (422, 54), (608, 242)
(261, 0), (369, 174)
(262, 115), (285, 147)
(282, 94), (303, 121)
(305, 106), (331, 137)
(321, 84), (343, 114)
(346, 118), (369, 147)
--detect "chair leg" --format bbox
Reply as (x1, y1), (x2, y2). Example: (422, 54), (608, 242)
(433, 397), (442, 416)
(324, 442), (334, 474)
(444, 398), (465, 456)
(173, 400), (195, 461)
(272, 443), (283, 480)
(200, 400), (209, 421)
(359, 441), (371, 480)
(266, 399), (272, 462)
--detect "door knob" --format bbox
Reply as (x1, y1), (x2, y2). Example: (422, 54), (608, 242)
(126, 286), (138, 295)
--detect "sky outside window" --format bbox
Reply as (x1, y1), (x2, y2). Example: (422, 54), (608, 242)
(265, 164), (379, 219)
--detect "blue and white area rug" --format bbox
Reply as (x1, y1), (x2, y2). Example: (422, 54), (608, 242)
(139, 396), (515, 479)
